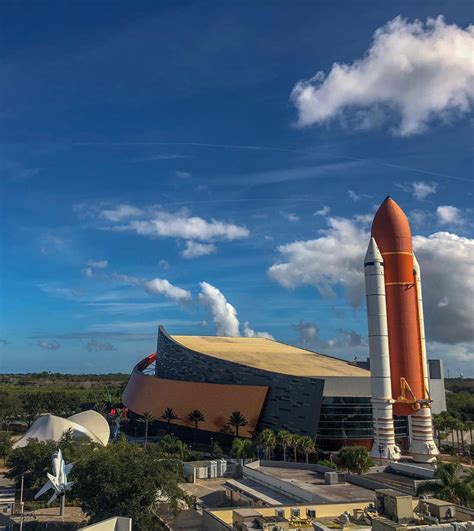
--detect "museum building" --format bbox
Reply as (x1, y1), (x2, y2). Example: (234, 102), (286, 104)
(122, 326), (445, 448)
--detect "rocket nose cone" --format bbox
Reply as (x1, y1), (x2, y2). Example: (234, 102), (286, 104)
(371, 197), (413, 253)
(364, 237), (383, 264)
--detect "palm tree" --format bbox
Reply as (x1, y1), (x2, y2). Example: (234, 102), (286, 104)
(276, 430), (291, 462)
(231, 438), (254, 459)
(288, 434), (300, 462)
(227, 411), (248, 437)
(447, 416), (457, 451)
(138, 410), (155, 448)
(158, 434), (189, 460)
(187, 409), (205, 441)
(298, 436), (316, 464)
(417, 462), (474, 508)
(161, 407), (178, 433)
(433, 414), (446, 449)
(257, 429), (276, 460)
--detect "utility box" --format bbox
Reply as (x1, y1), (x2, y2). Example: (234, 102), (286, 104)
(425, 499), (456, 521)
(376, 489), (413, 524)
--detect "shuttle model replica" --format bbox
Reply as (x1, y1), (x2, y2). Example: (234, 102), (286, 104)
(365, 197), (438, 463)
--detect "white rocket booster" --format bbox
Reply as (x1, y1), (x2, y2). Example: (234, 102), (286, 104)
(408, 254), (439, 463)
(364, 238), (401, 461)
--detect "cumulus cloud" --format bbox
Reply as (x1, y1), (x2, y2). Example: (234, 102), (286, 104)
(82, 259), (109, 277)
(295, 321), (365, 355)
(291, 16), (474, 136)
(314, 206), (331, 217)
(198, 282), (240, 336)
(144, 278), (192, 304)
(114, 209), (249, 242)
(436, 205), (464, 225)
(86, 259), (108, 269)
(99, 204), (143, 222)
(268, 217), (367, 306)
(243, 322), (274, 340)
(182, 240), (217, 259)
(269, 216), (474, 347)
(412, 181), (437, 200)
(37, 340), (60, 350)
(86, 339), (116, 352)
(413, 232), (474, 343)
(282, 212), (300, 222)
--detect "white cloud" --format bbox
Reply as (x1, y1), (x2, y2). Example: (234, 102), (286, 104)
(291, 16), (474, 136)
(158, 259), (170, 270)
(86, 339), (116, 352)
(86, 259), (109, 269)
(40, 285), (82, 299)
(175, 170), (191, 178)
(348, 190), (371, 202)
(282, 212), (300, 222)
(82, 267), (93, 278)
(314, 205), (331, 217)
(115, 209), (249, 242)
(412, 181), (437, 200)
(412, 231), (474, 343)
(268, 216), (474, 347)
(198, 282), (240, 336)
(243, 322), (274, 340)
(268, 217), (367, 306)
(144, 278), (192, 304)
(436, 205), (464, 225)
(99, 204), (143, 222)
(37, 340), (60, 350)
(182, 240), (217, 259)
(294, 321), (365, 356)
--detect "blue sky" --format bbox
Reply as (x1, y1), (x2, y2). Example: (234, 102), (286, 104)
(1, 1), (473, 375)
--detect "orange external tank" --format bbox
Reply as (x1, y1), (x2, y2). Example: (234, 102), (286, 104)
(371, 197), (426, 416)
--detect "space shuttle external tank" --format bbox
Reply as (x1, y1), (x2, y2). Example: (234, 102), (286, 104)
(371, 197), (426, 416)
(366, 197), (438, 463)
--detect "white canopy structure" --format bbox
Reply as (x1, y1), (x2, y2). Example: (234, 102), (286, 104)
(13, 410), (110, 449)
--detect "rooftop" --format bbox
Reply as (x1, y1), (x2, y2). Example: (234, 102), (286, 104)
(250, 465), (375, 503)
(170, 335), (369, 378)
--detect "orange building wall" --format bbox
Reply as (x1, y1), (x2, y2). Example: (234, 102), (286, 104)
(122, 371), (269, 438)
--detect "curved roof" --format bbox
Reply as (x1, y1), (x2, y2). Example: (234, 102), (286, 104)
(13, 410), (110, 449)
(170, 335), (369, 377)
(68, 410), (110, 446)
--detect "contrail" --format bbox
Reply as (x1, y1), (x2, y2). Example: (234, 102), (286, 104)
(5, 140), (472, 183)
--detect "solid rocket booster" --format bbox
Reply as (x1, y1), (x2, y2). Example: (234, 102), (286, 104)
(409, 255), (439, 461)
(367, 197), (438, 462)
(364, 238), (401, 461)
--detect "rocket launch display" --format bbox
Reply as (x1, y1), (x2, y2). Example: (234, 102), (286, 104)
(365, 197), (438, 463)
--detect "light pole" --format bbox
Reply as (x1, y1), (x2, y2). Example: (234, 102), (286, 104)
(378, 444), (385, 466)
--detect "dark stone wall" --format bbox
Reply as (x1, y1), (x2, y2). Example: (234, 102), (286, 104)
(155, 326), (324, 438)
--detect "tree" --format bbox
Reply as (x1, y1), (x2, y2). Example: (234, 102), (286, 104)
(227, 411), (248, 437)
(6, 434), (96, 491)
(0, 392), (23, 430)
(138, 411), (155, 448)
(0, 432), (12, 463)
(276, 430), (291, 462)
(161, 408), (178, 434)
(72, 438), (191, 528)
(288, 434), (300, 462)
(338, 446), (373, 475)
(257, 429), (276, 460)
(187, 410), (205, 441)
(298, 436), (316, 464)
(154, 435), (189, 461)
(211, 440), (224, 459)
(417, 462), (473, 508)
(433, 414), (447, 449)
(231, 438), (254, 459)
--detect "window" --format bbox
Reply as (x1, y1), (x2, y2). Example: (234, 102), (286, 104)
(291, 508), (300, 518)
(275, 509), (285, 518)
(307, 509), (316, 518)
